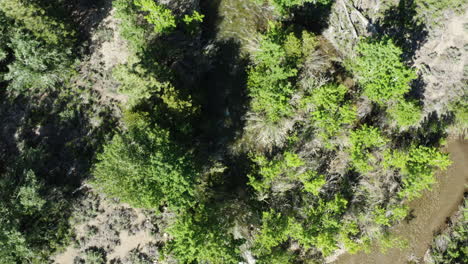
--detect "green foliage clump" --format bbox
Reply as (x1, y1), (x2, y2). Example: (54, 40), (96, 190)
(134, 0), (176, 34)
(448, 98), (468, 137)
(387, 100), (422, 128)
(165, 209), (243, 264)
(113, 63), (163, 105)
(267, 0), (334, 14)
(415, 0), (466, 25)
(0, 0), (73, 45)
(4, 31), (74, 94)
(248, 152), (303, 193)
(305, 83), (357, 144)
(349, 39), (417, 104)
(247, 30), (298, 122)
(92, 114), (198, 210)
(183, 11), (205, 34)
(248, 152), (324, 195)
(254, 196), (352, 258)
(384, 145), (451, 200)
(114, 0), (150, 52)
(247, 27), (322, 122)
(0, 151), (73, 263)
(298, 195), (349, 256)
(254, 210), (301, 256)
(429, 198), (468, 264)
(349, 125), (387, 173)
(373, 205), (409, 227)
(339, 221), (371, 254)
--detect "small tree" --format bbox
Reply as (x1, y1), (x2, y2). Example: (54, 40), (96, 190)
(388, 100), (422, 128)
(384, 145), (451, 200)
(349, 125), (387, 173)
(134, 0), (176, 34)
(348, 39), (417, 104)
(92, 115), (198, 210)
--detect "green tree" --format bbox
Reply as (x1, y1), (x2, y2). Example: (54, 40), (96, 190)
(304, 83), (357, 144)
(0, 0), (73, 45)
(388, 100), (422, 128)
(165, 208), (243, 264)
(347, 39), (417, 104)
(134, 0), (176, 34)
(384, 145), (451, 200)
(114, 0), (149, 52)
(91, 114), (198, 210)
(247, 31), (298, 122)
(4, 30), (74, 94)
(349, 125), (387, 173)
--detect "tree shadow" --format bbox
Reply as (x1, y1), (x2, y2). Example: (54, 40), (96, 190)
(374, 0), (428, 61)
(390, 111), (451, 149)
(0, 85), (117, 258)
(128, 0), (252, 194)
(371, 0), (430, 104)
(287, 1), (334, 34)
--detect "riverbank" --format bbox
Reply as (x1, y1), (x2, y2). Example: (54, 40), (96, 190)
(333, 139), (468, 264)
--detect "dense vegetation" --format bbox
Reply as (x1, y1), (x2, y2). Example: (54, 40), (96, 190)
(427, 197), (468, 264)
(0, 0), (466, 263)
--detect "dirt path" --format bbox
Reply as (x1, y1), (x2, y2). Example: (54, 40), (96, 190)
(333, 139), (468, 264)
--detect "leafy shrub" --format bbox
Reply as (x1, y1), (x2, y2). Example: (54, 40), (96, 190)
(373, 205), (408, 227)
(91, 115), (198, 210)
(388, 100), (422, 128)
(267, 0), (334, 14)
(347, 39), (417, 104)
(0, 0), (73, 45)
(248, 152), (324, 195)
(4, 31), (74, 94)
(428, 198), (467, 264)
(349, 125), (387, 173)
(247, 30), (298, 122)
(248, 152), (304, 194)
(165, 209), (243, 264)
(298, 195), (348, 256)
(183, 11), (205, 34)
(254, 210), (301, 255)
(114, 0), (150, 52)
(303, 83), (357, 144)
(134, 0), (176, 34)
(448, 98), (468, 137)
(384, 145), (451, 200)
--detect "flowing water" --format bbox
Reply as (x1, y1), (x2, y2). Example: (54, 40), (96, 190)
(333, 139), (468, 264)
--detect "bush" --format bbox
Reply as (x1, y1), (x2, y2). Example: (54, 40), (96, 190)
(384, 145), (451, 200)
(349, 125), (387, 173)
(248, 152), (324, 195)
(4, 31), (74, 94)
(91, 115), (198, 210)
(303, 83), (357, 144)
(134, 0), (176, 34)
(388, 100), (422, 128)
(0, 0), (73, 45)
(247, 30), (298, 122)
(347, 39), (417, 104)
(165, 209), (243, 264)
(428, 198), (468, 264)
(114, 0), (150, 52)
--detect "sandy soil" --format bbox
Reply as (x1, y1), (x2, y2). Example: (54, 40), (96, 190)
(332, 139), (468, 264)
(415, 10), (468, 115)
(53, 190), (157, 263)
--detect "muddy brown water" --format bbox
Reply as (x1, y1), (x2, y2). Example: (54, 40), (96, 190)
(333, 139), (468, 264)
